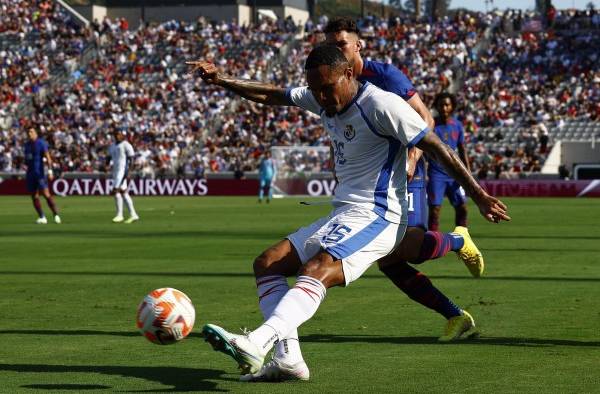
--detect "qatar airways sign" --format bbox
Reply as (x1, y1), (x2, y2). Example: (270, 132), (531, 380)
(51, 178), (208, 196)
(0, 178), (259, 196)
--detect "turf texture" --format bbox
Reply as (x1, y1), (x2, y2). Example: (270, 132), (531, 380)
(0, 196), (599, 393)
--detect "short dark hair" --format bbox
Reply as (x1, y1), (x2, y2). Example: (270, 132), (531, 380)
(304, 44), (349, 71)
(324, 17), (359, 35)
(434, 92), (457, 111)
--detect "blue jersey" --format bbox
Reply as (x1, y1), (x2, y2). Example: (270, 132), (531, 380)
(259, 158), (275, 180)
(357, 60), (425, 188)
(428, 116), (465, 180)
(24, 138), (48, 176)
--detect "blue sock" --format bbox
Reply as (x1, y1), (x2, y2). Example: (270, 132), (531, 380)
(449, 233), (465, 251)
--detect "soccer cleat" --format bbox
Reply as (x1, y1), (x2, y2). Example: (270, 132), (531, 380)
(36, 217), (48, 224)
(124, 215), (139, 224)
(452, 226), (484, 278)
(202, 324), (265, 374)
(240, 358), (310, 382)
(438, 310), (479, 342)
(54, 215), (61, 224)
(112, 215), (124, 223)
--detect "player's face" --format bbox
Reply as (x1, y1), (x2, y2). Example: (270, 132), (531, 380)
(437, 97), (454, 118)
(325, 31), (361, 68)
(114, 132), (125, 142)
(27, 129), (37, 141)
(307, 64), (354, 116)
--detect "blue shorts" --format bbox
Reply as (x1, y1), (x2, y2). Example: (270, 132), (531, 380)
(259, 178), (273, 188)
(26, 174), (48, 193)
(406, 186), (428, 230)
(427, 178), (467, 207)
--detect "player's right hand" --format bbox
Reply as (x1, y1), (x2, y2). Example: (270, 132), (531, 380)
(185, 60), (221, 85)
(474, 193), (511, 223)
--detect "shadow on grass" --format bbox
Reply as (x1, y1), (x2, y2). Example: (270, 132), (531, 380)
(0, 229), (284, 241)
(21, 384), (110, 390)
(0, 364), (231, 392)
(301, 334), (600, 348)
(473, 234), (600, 241)
(2, 330), (599, 348)
(2, 271), (600, 282)
(0, 329), (206, 340)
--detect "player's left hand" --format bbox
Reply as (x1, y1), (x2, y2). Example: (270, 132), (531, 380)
(406, 159), (417, 182)
(474, 193), (510, 223)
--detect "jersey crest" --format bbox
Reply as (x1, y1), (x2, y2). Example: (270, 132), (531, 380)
(344, 125), (356, 141)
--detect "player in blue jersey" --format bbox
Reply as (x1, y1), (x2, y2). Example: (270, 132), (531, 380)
(427, 92), (470, 231)
(188, 45), (509, 380)
(258, 150), (276, 203)
(24, 128), (61, 224)
(324, 16), (483, 338)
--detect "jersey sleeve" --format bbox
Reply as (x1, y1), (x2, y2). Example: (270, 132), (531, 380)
(41, 139), (49, 153)
(372, 92), (429, 147)
(125, 142), (135, 157)
(285, 86), (322, 115)
(385, 65), (417, 101)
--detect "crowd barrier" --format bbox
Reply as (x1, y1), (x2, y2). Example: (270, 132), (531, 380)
(1, 176), (598, 197)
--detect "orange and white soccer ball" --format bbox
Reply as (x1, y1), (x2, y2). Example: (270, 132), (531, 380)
(136, 288), (195, 345)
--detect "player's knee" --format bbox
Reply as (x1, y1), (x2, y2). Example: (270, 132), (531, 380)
(253, 251), (277, 277)
(298, 260), (323, 278)
(377, 253), (397, 270)
(298, 253), (342, 287)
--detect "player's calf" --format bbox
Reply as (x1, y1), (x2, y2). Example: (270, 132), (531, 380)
(428, 205), (442, 231)
(252, 240), (302, 278)
(410, 230), (464, 264)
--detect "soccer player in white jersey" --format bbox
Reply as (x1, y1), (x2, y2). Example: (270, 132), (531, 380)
(187, 45), (509, 381)
(107, 130), (139, 224)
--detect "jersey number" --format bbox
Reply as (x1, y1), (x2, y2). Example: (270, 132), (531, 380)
(407, 192), (415, 212)
(322, 223), (352, 244)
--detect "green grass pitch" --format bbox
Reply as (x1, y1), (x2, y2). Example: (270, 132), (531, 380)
(0, 196), (599, 393)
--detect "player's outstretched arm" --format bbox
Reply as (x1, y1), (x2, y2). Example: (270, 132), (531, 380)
(186, 60), (290, 106)
(416, 132), (510, 223)
(457, 143), (471, 173)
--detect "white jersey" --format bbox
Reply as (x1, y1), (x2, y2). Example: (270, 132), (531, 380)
(287, 82), (428, 224)
(108, 141), (134, 184)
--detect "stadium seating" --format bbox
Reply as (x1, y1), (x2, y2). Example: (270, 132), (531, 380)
(1, 1), (598, 179)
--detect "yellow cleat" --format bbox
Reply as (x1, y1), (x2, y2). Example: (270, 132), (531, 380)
(438, 310), (479, 342)
(452, 226), (484, 278)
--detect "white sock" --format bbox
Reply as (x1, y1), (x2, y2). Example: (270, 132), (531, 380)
(115, 193), (123, 217)
(249, 276), (326, 353)
(123, 192), (137, 217)
(255, 276), (304, 364)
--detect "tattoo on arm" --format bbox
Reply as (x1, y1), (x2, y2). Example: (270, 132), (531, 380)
(457, 144), (470, 173)
(219, 76), (290, 106)
(417, 133), (483, 199)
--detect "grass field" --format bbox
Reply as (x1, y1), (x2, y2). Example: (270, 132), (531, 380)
(1, 196), (599, 393)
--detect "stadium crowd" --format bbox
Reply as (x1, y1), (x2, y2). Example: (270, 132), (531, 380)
(1, 0), (599, 180)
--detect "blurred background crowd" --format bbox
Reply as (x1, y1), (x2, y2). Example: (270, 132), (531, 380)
(1, 0), (598, 180)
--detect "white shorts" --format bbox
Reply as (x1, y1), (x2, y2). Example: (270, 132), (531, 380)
(287, 204), (405, 286)
(112, 174), (128, 191)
